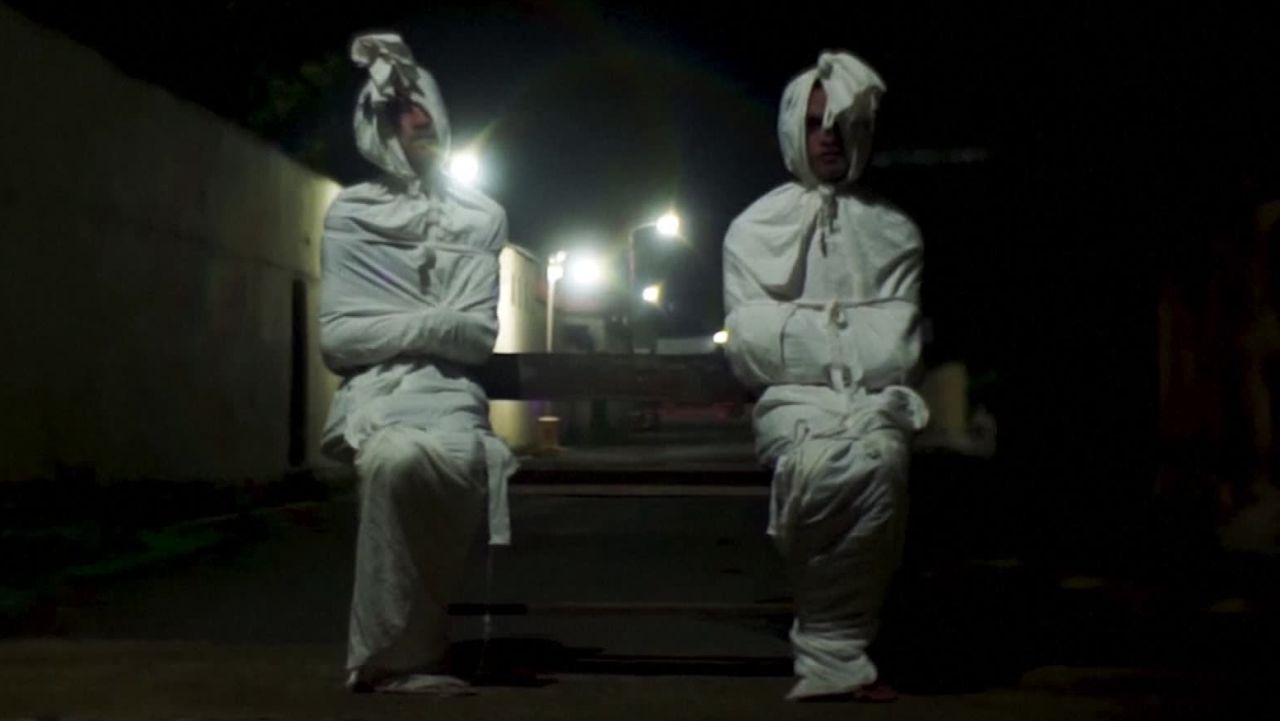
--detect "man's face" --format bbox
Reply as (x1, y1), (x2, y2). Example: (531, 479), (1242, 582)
(806, 84), (850, 183)
(391, 95), (440, 170)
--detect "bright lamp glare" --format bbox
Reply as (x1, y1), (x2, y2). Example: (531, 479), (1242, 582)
(656, 212), (681, 237)
(569, 255), (604, 287)
(713, 330), (729, 345)
(642, 284), (662, 304)
(448, 152), (480, 185)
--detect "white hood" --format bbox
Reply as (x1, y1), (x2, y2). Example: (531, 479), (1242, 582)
(778, 51), (885, 188)
(350, 33), (452, 183)
(334, 33), (498, 258)
(726, 52), (887, 296)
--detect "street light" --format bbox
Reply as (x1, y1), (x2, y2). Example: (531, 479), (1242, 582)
(713, 329), (729, 345)
(546, 249), (606, 352)
(628, 210), (682, 292)
(656, 211), (681, 238)
(447, 150), (480, 186)
(568, 253), (604, 288)
(628, 211), (682, 352)
(641, 283), (662, 305)
(541, 250), (570, 452)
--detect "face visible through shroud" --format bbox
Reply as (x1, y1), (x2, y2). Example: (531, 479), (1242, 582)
(388, 93), (442, 173)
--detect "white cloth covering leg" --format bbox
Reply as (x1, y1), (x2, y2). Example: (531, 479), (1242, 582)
(772, 430), (910, 700)
(346, 424), (487, 691)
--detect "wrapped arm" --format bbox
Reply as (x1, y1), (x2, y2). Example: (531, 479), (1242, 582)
(723, 247), (791, 388)
(318, 212), (503, 373)
(723, 240), (922, 390)
(320, 305), (496, 371)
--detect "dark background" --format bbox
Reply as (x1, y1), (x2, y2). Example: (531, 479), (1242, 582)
(11, 0), (1280, 558)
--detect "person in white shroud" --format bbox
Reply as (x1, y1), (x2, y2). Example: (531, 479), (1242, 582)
(723, 51), (930, 702)
(318, 32), (516, 695)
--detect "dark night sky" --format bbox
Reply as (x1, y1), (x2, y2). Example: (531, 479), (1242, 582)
(10, 1), (1280, 492)
(13, 3), (1276, 257)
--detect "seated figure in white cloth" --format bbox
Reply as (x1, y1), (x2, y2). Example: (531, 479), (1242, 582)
(723, 51), (930, 702)
(318, 33), (516, 695)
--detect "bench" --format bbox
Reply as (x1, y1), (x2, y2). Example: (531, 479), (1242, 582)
(471, 351), (990, 487)
(474, 352), (766, 494)
(474, 352), (745, 405)
(448, 353), (996, 620)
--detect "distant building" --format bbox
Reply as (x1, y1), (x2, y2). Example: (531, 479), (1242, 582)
(489, 244), (546, 452)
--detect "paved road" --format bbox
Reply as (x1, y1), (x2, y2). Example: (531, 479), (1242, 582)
(1, 490), (1276, 719)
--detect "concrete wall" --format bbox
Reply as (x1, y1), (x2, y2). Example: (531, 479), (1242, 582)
(0, 5), (340, 483)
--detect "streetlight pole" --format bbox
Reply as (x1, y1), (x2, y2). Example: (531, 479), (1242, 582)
(546, 275), (557, 352)
(626, 211), (681, 354)
(539, 251), (569, 452)
(545, 251), (566, 352)
(626, 227), (644, 354)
